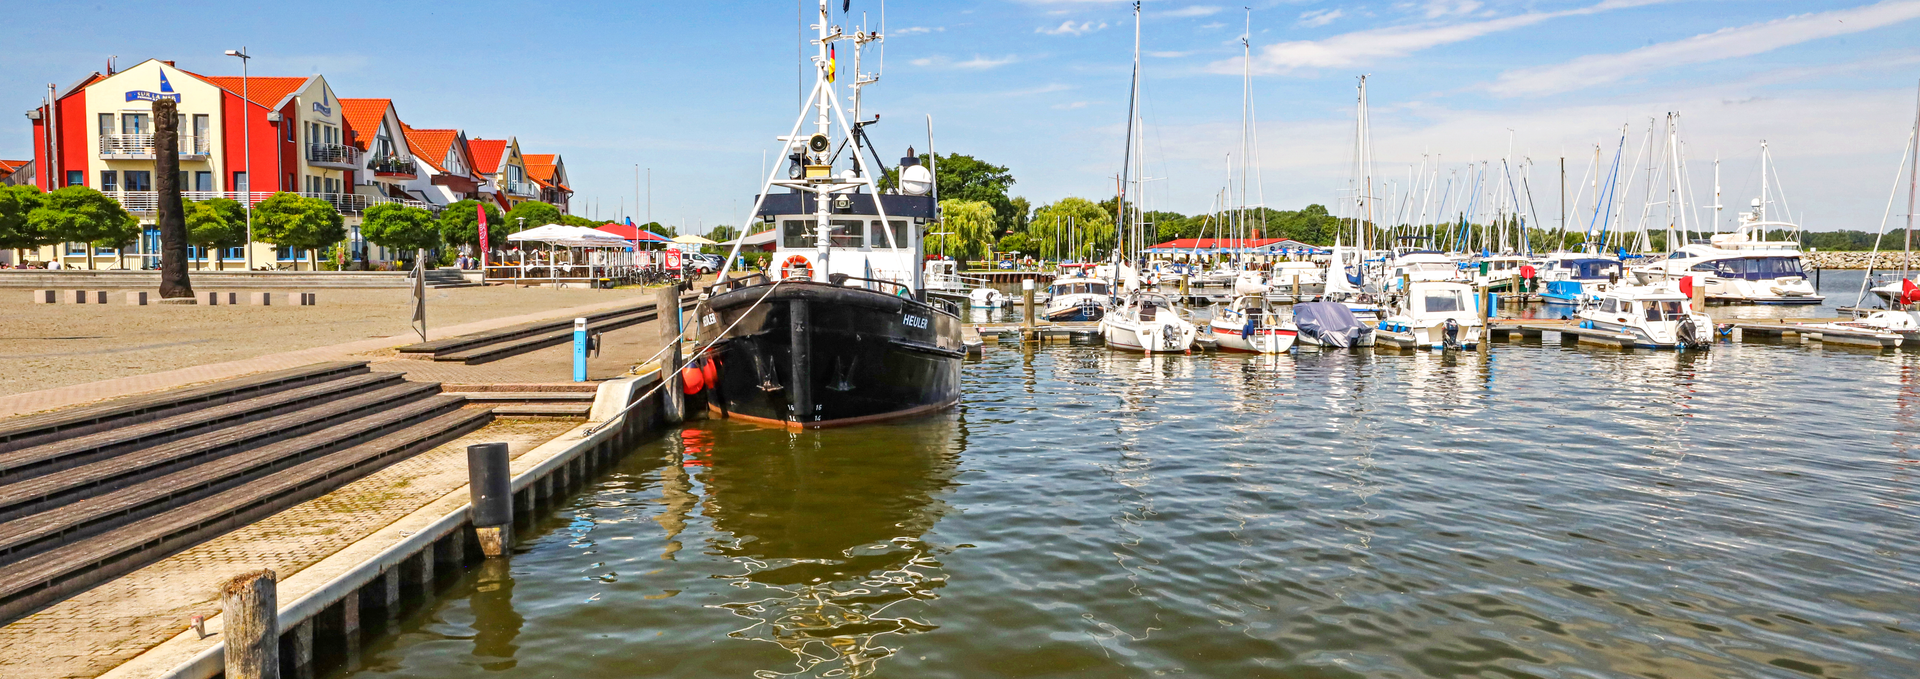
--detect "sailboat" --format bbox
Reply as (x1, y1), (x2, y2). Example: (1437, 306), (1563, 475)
(1630, 142), (1821, 305)
(696, 1), (962, 429)
(1100, 2), (1199, 354)
(1861, 82), (1920, 314)
(1321, 76), (1386, 321)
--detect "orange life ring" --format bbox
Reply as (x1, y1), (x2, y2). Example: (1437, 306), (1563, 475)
(781, 255), (813, 281)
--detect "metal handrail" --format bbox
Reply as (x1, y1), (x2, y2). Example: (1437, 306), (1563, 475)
(307, 142), (363, 165)
(505, 180), (539, 196)
(368, 156), (417, 175)
(98, 133), (209, 157)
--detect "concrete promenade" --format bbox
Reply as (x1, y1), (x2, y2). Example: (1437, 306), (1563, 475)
(0, 283), (694, 678)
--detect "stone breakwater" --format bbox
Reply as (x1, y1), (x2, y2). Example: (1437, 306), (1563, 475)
(1805, 251), (1918, 269)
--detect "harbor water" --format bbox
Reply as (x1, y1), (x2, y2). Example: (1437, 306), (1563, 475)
(335, 335), (1918, 678)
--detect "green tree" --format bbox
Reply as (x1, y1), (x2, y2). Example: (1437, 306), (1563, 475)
(558, 213), (601, 228)
(91, 213), (142, 270)
(996, 230), (1036, 257)
(885, 152), (1017, 236)
(0, 185), (46, 264)
(360, 203), (441, 265)
(253, 192), (345, 270)
(184, 198), (246, 270)
(931, 199), (996, 266)
(439, 199), (507, 251)
(1026, 197), (1116, 262)
(29, 186), (137, 270)
(505, 200), (561, 232)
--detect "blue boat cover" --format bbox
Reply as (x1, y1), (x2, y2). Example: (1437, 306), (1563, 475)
(1295, 301), (1367, 348)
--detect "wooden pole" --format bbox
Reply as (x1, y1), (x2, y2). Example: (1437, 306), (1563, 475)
(153, 98), (193, 299)
(656, 285), (684, 424)
(220, 569), (279, 679)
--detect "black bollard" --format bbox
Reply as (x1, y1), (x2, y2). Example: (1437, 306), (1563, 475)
(467, 443), (512, 557)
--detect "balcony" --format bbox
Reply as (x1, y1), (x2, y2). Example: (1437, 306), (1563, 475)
(306, 143), (363, 169)
(98, 134), (209, 161)
(102, 191), (443, 216)
(367, 156), (417, 180)
(504, 180), (538, 198)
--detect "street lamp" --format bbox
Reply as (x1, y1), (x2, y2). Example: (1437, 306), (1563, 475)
(225, 48), (253, 270)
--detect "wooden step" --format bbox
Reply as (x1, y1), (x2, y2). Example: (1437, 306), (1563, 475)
(0, 362), (371, 453)
(0, 382), (444, 523)
(0, 372), (406, 483)
(396, 301), (662, 355)
(431, 304), (679, 364)
(0, 407), (493, 623)
(0, 395), (468, 565)
(490, 404), (592, 417)
(452, 392), (594, 402)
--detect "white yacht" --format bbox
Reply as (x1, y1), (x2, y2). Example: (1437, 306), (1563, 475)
(1573, 281), (1713, 349)
(1471, 255), (1533, 291)
(1537, 253), (1622, 303)
(1265, 260), (1324, 297)
(922, 259), (968, 306)
(1231, 269), (1269, 296)
(1045, 265), (1111, 322)
(1207, 294), (1297, 354)
(1630, 223), (1821, 305)
(1385, 250), (1466, 287)
(1101, 291), (1197, 353)
(1375, 280), (1484, 350)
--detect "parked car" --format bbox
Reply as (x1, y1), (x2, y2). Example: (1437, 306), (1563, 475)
(689, 253), (722, 273)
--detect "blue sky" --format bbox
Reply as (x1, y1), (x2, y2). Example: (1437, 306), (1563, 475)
(6, 0), (1919, 234)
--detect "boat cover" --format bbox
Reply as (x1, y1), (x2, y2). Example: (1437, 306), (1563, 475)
(1294, 301), (1368, 348)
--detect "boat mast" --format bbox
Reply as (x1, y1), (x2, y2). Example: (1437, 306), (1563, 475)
(1905, 79), (1918, 279)
(1758, 140), (1771, 226)
(1118, 1), (1140, 266)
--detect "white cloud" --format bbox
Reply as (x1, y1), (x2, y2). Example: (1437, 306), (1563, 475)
(1038, 20), (1110, 35)
(1421, 0), (1483, 19)
(1297, 8), (1343, 28)
(1491, 1), (1920, 97)
(892, 26), (942, 36)
(1212, 0), (1670, 74)
(1199, 22), (1226, 30)
(1149, 51), (1195, 58)
(1161, 5), (1223, 18)
(1053, 101), (1093, 109)
(912, 54), (1021, 70)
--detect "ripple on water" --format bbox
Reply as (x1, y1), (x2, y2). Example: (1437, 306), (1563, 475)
(339, 342), (1920, 679)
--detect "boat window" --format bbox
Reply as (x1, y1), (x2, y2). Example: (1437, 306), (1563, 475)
(1089, 283), (1109, 295)
(1601, 298), (1618, 313)
(1669, 251), (1689, 259)
(1691, 261), (1717, 272)
(829, 219), (863, 248)
(869, 220), (909, 249)
(1422, 290), (1466, 313)
(1648, 300), (1683, 321)
(781, 220), (816, 249)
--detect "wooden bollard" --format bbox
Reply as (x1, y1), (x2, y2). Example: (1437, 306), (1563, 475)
(1022, 279), (1035, 331)
(220, 569), (279, 679)
(466, 443), (513, 557)
(656, 285), (684, 424)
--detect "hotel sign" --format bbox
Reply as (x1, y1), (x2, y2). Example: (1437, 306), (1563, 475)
(125, 72), (181, 103)
(312, 91), (333, 117)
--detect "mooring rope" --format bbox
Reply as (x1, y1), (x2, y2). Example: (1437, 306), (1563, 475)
(583, 278), (789, 436)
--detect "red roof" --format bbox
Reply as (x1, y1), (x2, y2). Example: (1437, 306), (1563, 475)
(0, 160), (27, 176)
(468, 139), (507, 174)
(595, 224), (669, 242)
(199, 75), (308, 108)
(402, 125), (459, 173)
(338, 98), (391, 151)
(1147, 237), (1293, 250)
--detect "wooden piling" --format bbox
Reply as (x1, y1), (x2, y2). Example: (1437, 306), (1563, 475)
(220, 569), (279, 679)
(467, 442), (514, 558)
(283, 619), (313, 679)
(656, 286), (685, 425)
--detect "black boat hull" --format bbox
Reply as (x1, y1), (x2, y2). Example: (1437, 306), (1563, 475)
(695, 281), (963, 429)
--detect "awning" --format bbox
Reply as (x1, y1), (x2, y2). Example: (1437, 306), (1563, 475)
(595, 223), (670, 242)
(508, 224), (630, 247)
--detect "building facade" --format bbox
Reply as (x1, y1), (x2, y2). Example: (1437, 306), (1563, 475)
(23, 58), (572, 268)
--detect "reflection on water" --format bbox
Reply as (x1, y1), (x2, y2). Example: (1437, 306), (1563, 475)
(697, 417), (961, 677)
(341, 338), (1920, 679)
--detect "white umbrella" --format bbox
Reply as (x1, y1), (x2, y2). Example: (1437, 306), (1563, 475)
(672, 233), (718, 245)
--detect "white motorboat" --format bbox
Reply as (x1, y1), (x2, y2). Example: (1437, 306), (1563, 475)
(1538, 253), (1623, 303)
(1375, 280), (1484, 350)
(1045, 266), (1111, 322)
(968, 287), (1006, 308)
(1265, 260), (1325, 297)
(1231, 269), (1268, 296)
(1207, 294), (1297, 354)
(1798, 310), (1919, 347)
(1572, 281), (1713, 349)
(1630, 143), (1823, 305)
(1471, 255), (1533, 291)
(1100, 291), (1198, 353)
(1293, 300), (1375, 348)
(922, 259), (968, 306)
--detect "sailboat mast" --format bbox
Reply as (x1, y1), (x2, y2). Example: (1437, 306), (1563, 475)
(1904, 79), (1917, 277)
(1118, 1), (1140, 261)
(1759, 140), (1771, 225)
